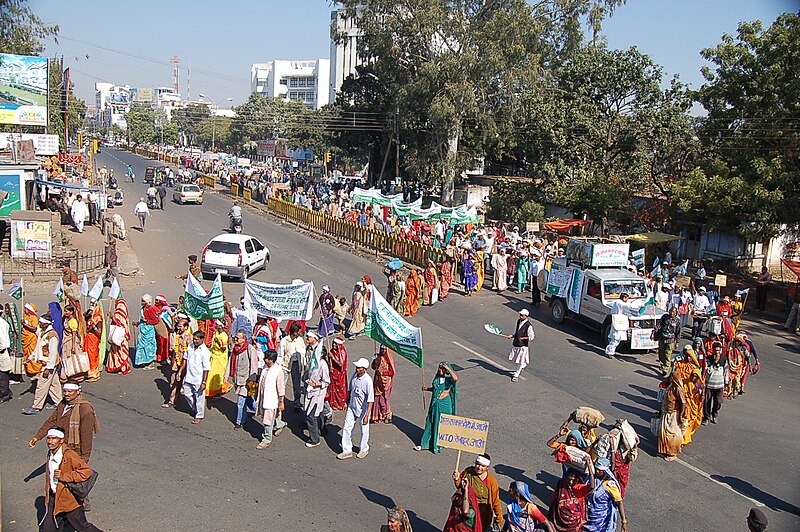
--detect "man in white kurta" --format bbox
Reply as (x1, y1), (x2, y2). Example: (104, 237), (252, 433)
(182, 331), (211, 423)
(605, 293), (641, 358)
(256, 349), (286, 449)
(491, 248), (508, 291)
(337, 358), (374, 460)
(70, 195), (89, 233)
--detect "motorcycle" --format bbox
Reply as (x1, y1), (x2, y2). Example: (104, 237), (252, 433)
(147, 195), (159, 210)
(229, 215), (243, 234)
(114, 189), (124, 206)
(108, 176), (118, 189)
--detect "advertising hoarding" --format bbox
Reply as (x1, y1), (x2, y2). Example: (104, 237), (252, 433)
(0, 53), (48, 126)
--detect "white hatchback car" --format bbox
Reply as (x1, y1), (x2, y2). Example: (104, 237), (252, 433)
(201, 234), (270, 281)
(173, 184), (204, 204)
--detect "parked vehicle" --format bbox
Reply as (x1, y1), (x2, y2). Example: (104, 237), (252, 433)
(201, 234), (270, 281)
(172, 184), (204, 205)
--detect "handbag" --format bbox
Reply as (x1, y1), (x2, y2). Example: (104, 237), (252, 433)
(431, 287), (439, 305)
(12, 353), (26, 375)
(109, 324), (126, 346)
(611, 314), (629, 331)
(63, 350), (90, 377)
(63, 470), (99, 501)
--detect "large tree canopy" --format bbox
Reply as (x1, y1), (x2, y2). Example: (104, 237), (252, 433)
(675, 13), (800, 240)
(339, 0), (625, 204)
(0, 0), (58, 56)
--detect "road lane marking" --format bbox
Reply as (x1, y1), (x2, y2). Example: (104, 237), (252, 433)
(785, 359), (800, 367)
(207, 209), (220, 217)
(301, 259), (329, 275)
(674, 458), (765, 507)
(451, 341), (526, 381)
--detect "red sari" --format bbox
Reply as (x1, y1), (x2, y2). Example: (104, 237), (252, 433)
(106, 299), (131, 375)
(439, 259), (453, 299)
(371, 350), (396, 423)
(443, 485), (483, 532)
(326, 343), (348, 410)
(549, 479), (591, 532)
(424, 262), (438, 305)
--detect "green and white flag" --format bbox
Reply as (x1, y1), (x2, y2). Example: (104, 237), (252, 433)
(53, 277), (64, 302)
(184, 272), (224, 320)
(6, 278), (23, 300)
(243, 279), (314, 321)
(88, 276), (104, 301)
(365, 285), (423, 368)
(108, 277), (121, 300)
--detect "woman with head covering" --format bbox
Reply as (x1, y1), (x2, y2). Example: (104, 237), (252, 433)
(503, 481), (554, 532)
(673, 345), (704, 445)
(515, 251), (530, 293)
(444, 476), (482, 532)
(21, 303), (39, 366)
(475, 247), (485, 291)
(658, 371), (687, 461)
(59, 303), (85, 382)
(371, 345), (396, 423)
(326, 336), (348, 411)
(692, 337), (707, 374)
(347, 282), (367, 338)
(726, 335), (750, 398)
(135, 294), (159, 369)
(414, 362), (458, 453)
(83, 304), (105, 382)
(206, 319), (231, 397)
(106, 298), (131, 374)
(462, 251), (478, 296)
(423, 259), (439, 305)
(549, 465), (594, 532)
(439, 254), (454, 300)
(404, 269), (421, 317)
(153, 294), (171, 364)
(584, 458), (628, 532)
(381, 507), (412, 532)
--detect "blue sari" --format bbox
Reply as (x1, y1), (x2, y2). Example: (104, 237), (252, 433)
(584, 473), (622, 532)
(419, 362), (457, 453)
(463, 259), (477, 291)
(135, 309), (157, 366)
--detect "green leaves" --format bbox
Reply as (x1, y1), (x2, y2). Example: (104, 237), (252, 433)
(0, 0), (58, 56)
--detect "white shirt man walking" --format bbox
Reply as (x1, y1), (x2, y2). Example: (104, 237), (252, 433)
(255, 349), (286, 449)
(182, 331), (210, 424)
(133, 198), (149, 231)
(70, 195), (89, 233)
(337, 357), (374, 460)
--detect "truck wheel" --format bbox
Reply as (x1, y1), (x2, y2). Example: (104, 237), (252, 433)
(601, 322), (611, 344)
(551, 299), (567, 324)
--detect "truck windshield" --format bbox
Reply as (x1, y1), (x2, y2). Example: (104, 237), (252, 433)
(604, 279), (647, 300)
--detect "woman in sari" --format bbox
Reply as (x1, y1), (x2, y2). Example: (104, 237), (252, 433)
(658, 371), (687, 461)
(673, 346), (704, 445)
(381, 507), (413, 532)
(516, 252), (530, 293)
(206, 321), (231, 397)
(387, 270), (403, 313)
(423, 260), (438, 305)
(135, 294), (158, 369)
(475, 249), (485, 291)
(439, 256), (454, 299)
(106, 298), (131, 374)
(503, 481), (554, 532)
(347, 282), (367, 337)
(83, 305), (104, 382)
(405, 269), (421, 316)
(584, 458), (628, 532)
(371, 345), (396, 423)
(60, 304), (85, 383)
(415, 362), (458, 453)
(726, 336), (750, 397)
(444, 478), (482, 532)
(549, 467), (593, 532)
(692, 337), (707, 374)
(327, 337), (348, 410)
(463, 252), (478, 296)
(154, 295), (171, 364)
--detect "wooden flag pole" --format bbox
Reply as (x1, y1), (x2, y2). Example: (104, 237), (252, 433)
(420, 366), (427, 411)
(455, 449), (462, 474)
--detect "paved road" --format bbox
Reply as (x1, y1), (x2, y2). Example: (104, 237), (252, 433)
(1, 147), (798, 531)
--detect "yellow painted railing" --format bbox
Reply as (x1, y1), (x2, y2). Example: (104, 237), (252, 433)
(267, 196), (444, 268)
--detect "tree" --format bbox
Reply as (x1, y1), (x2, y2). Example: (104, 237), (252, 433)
(125, 102), (156, 146)
(486, 179), (545, 226)
(0, 0), (58, 56)
(171, 103), (211, 145)
(508, 45), (697, 232)
(338, 0), (625, 204)
(675, 14), (800, 240)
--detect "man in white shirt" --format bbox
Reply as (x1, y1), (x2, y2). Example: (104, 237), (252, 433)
(133, 198), (149, 231)
(655, 283), (671, 312)
(278, 323), (306, 409)
(337, 357), (374, 460)
(70, 194), (89, 233)
(255, 349), (286, 449)
(182, 331), (211, 424)
(605, 293), (641, 358)
(0, 308), (12, 402)
(691, 286), (712, 337)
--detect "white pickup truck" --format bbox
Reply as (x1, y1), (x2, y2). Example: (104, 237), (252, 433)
(545, 240), (663, 350)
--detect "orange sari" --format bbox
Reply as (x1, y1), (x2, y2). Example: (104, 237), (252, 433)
(405, 270), (421, 316)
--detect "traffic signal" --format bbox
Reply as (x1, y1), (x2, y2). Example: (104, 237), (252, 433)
(324, 151), (331, 164)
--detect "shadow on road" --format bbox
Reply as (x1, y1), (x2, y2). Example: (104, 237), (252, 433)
(628, 383), (657, 398)
(567, 338), (606, 357)
(24, 463), (46, 483)
(35, 495), (45, 524)
(392, 415), (422, 446)
(609, 400), (652, 423)
(618, 390), (659, 412)
(358, 486), (439, 531)
(710, 475), (800, 516)
(466, 358), (510, 379)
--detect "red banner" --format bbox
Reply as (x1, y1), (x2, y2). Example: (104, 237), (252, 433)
(57, 153), (83, 164)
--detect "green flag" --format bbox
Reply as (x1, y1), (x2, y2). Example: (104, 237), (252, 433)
(364, 286), (423, 368)
(53, 278), (64, 302)
(183, 273), (225, 320)
(6, 278), (23, 300)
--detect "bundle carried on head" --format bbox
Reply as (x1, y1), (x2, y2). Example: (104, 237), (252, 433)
(572, 406), (605, 428)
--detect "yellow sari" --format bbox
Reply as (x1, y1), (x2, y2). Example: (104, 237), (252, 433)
(205, 329), (231, 396)
(674, 349), (704, 445)
(476, 250), (485, 291)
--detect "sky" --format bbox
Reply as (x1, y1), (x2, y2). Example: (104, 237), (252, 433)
(32, 0), (799, 107)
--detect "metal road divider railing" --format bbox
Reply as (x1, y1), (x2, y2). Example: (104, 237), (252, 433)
(267, 196), (444, 268)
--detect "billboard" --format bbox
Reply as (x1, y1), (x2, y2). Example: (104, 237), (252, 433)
(0, 133), (59, 155)
(0, 53), (48, 126)
(11, 219), (52, 258)
(0, 172), (24, 217)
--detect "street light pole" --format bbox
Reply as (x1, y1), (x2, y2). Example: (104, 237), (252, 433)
(198, 94), (233, 153)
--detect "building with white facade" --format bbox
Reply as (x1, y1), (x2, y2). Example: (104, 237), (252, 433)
(94, 82), (131, 130)
(329, 7), (364, 103)
(250, 59), (330, 110)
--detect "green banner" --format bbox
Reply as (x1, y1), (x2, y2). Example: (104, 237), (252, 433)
(184, 273), (225, 320)
(364, 286), (423, 368)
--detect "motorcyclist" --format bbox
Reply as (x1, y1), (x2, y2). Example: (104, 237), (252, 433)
(229, 202), (243, 231)
(146, 185), (158, 208)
